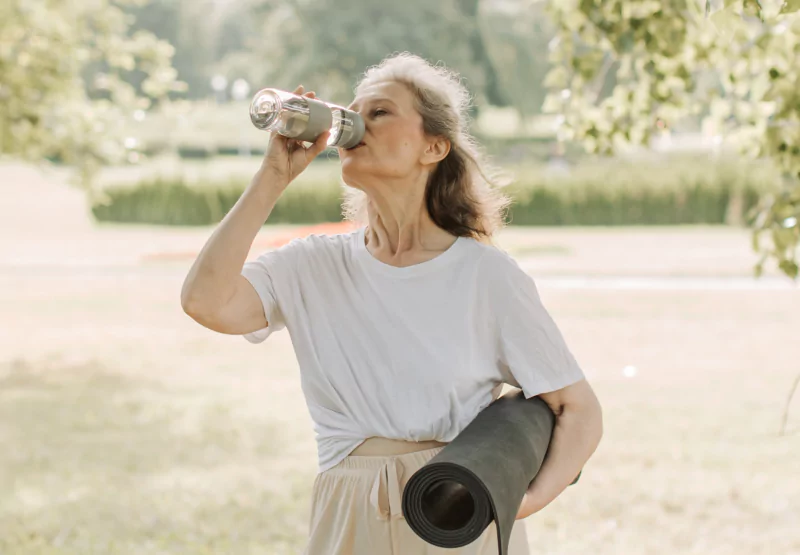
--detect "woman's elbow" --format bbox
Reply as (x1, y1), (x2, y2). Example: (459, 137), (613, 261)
(572, 386), (603, 447)
(590, 392), (604, 446)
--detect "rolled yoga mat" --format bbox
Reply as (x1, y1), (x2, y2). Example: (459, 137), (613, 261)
(401, 389), (580, 554)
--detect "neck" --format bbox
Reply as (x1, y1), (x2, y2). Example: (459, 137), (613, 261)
(361, 176), (455, 258)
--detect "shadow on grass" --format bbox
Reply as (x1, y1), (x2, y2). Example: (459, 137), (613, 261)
(0, 359), (313, 555)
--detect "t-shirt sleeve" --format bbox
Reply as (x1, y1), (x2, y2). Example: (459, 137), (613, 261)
(239, 238), (303, 344)
(491, 252), (585, 398)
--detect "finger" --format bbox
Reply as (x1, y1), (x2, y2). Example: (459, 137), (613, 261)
(268, 130), (287, 147)
(304, 91), (316, 98)
(293, 84), (304, 95)
(308, 130), (331, 157)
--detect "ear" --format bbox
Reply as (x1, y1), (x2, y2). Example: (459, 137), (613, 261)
(421, 136), (451, 165)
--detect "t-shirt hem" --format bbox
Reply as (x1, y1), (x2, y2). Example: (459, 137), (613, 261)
(518, 370), (586, 400)
(316, 438), (368, 474)
(239, 266), (277, 343)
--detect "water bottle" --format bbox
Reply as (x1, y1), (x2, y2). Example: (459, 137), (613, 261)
(249, 88), (365, 149)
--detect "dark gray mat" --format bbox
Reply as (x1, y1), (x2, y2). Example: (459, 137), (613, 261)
(402, 389), (580, 554)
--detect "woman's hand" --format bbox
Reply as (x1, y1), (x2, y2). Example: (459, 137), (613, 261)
(515, 489), (544, 520)
(259, 85), (331, 187)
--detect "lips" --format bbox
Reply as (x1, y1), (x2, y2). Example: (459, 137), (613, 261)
(343, 139), (366, 151)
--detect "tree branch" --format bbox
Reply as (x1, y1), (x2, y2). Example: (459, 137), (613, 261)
(779, 372), (800, 436)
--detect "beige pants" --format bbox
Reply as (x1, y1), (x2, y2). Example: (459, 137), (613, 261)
(302, 438), (530, 555)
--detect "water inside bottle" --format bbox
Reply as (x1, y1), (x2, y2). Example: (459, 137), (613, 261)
(279, 96), (311, 137)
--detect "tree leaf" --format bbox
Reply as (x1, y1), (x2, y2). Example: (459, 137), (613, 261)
(780, 0), (800, 14)
(778, 259), (799, 279)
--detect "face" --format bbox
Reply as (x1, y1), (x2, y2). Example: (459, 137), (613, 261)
(338, 81), (448, 188)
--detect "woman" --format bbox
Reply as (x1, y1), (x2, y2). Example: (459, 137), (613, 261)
(181, 53), (603, 554)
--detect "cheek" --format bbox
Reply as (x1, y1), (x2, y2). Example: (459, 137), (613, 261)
(377, 126), (418, 160)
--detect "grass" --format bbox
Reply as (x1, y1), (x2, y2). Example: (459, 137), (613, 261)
(0, 360), (311, 555)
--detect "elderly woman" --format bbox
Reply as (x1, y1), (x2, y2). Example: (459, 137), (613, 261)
(181, 53), (603, 554)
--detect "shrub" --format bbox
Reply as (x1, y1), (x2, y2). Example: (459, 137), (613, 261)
(91, 155), (782, 226)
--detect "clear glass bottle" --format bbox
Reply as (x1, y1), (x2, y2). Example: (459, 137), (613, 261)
(249, 88), (364, 149)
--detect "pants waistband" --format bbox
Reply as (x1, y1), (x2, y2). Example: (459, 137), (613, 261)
(350, 436), (448, 456)
(335, 442), (447, 522)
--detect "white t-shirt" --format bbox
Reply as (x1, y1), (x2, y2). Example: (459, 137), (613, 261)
(241, 226), (585, 474)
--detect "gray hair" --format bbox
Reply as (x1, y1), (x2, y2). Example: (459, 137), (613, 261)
(340, 52), (512, 244)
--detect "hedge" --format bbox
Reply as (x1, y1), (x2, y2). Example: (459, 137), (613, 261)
(91, 155), (783, 226)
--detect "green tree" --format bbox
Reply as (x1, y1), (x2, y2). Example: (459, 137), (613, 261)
(0, 0), (184, 189)
(544, 0), (800, 280)
(455, 0), (508, 107)
(126, 0), (252, 98)
(478, 0), (554, 122)
(226, 0), (488, 107)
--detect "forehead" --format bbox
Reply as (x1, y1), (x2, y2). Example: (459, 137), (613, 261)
(348, 81), (412, 110)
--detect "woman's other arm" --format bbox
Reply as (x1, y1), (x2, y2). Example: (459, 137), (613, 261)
(516, 379), (603, 519)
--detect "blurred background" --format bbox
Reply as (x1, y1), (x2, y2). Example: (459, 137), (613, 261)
(1, 0), (799, 553)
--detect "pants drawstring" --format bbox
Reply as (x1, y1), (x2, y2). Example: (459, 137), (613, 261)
(369, 457), (406, 521)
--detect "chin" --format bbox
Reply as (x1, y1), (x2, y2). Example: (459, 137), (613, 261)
(340, 156), (372, 180)
(339, 155), (357, 174)
(340, 155), (405, 185)
(339, 162), (365, 191)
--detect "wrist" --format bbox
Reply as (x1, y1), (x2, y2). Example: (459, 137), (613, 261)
(253, 166), (290, 191)
(245, 173), (286, 210)
(524, 483), (549, 513)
